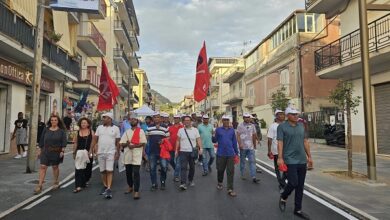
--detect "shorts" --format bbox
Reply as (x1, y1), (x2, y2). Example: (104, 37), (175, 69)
(98, 153), (115, 172)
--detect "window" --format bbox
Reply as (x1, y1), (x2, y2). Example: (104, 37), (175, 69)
(280, 69), (289, 85)
(315, 14), (324, 32)
(306, 14), (314, 32)
(297, 14), (305, 32)
(239, 81), (243, 90)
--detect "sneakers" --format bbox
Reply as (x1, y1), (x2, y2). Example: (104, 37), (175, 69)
(294, 210), (310, 220)
(189, 181), (195, 187)
(160, 181), (166, 190)
(14, 154), (22, 159)
(104, 189), (112, 199)
(202, 172), (208, 176)
(179, 184), (187, 191)
(174, 177), (180, 182)
(100, 187), (107, 195)
(252, 178), (260, 184)
(22, 151), (27, 158)
(151, 184), (157, 191)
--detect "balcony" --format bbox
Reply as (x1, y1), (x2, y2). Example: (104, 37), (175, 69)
(223, 67), (245, 84)
(210, 78), (220, 92)
(129, 31), (140, 51)
(129, 53), (140, 68)
(223, 93), (244, 105)
(73, 66), (100, 95)
(119, 78), (129, 97)
(130, 92), (139, 104)
(77, 21), (106, 57)
(314, 13), (390, 79)
(305, 0), (348, 19)
(113, 20), (132, 52)
(0, 3), (80, 80)
(113, 48), (129, 73)
(129, 72), (140, 86)
(87, 0), (107, 19)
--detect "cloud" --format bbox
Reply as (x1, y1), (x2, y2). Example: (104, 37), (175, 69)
(133, 0), (304, 102)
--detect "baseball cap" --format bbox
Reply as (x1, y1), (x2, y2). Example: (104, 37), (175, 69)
(161, 112), (169, 118)
(152, 111), (160, 116)
(243, 112), (251, 118)
(285, 108), (300, 115)
(101, 112), (113, 119)
(221, 115), (230, 120)
(274, 109), (284, 115)
(202, 114), (209, 119)
(173, 114), (181, 118)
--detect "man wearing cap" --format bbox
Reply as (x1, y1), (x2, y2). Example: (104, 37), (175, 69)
(277, 108), (313, 219)
(161, 112), (172, 128)
(237, 113), (260, 183)
(168, 114), (183, 182)
(119, 115), (147, 200)
(94, 112), (121, 199)
(198, 114), (215, 176)
(215, 115), (239, 197)
(267, 109), (287, 191)
(146, 112), (170, 191)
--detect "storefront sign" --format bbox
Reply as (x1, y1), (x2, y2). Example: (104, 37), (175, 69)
(0, 58), (55, 93)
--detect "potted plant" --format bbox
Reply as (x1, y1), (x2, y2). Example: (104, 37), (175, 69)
(48, 31), (63, 43)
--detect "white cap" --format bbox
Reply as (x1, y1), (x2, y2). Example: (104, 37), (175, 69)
(275, 109), (284, 115)
(173, 114), (181, 118)
(243, 112), (251, 118)
(152, 111), (160, 116)
(161, 112), (169, 118)
(250, 115), (255, 119)
(221, 115), (230, 120)
(101, 112), (114, 119)
(202, 114), (209, 119)
(285, 107), (300, 115)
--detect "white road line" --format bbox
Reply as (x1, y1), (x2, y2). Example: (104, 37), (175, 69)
(22, 195), (51, 210)
(60, 180), (75, 188)
(255, 159), (377, 220)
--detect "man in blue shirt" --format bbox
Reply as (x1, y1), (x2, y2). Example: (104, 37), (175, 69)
(215, 115), (239, 197)
(277, 108), (313, 219)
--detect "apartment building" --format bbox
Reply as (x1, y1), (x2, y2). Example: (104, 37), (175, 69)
(179, 95), (195, 114)
(133, 68), (152, 109)
(306, 0), (390, 154)
(244, 10), (340, 127)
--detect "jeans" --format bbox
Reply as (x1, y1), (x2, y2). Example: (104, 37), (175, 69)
(169, 151), (180, 178)
(179, 152), (195, 184)
(281, 164), (307, 212)
(216, 156), (235, 190)
(125, 164), (141, 192)
(75, 168), (86, 188)
(149, 154), (167, 186)
(239, 149), (256, 178)
(273, 155), (287, 189)
(202, 148), (215, 173)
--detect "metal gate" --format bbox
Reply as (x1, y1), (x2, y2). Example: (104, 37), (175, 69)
(375, 83), (390, 155)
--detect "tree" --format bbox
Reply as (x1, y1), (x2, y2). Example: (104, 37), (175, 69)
(270, 86), (290, 111)
(329, 81), (361, 177)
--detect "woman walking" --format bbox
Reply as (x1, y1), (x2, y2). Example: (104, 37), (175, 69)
(34, 115), (67, 194)
(73, 117), (95, 193)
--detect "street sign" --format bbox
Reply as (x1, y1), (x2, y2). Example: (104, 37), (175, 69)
(50, 0), (100, 13)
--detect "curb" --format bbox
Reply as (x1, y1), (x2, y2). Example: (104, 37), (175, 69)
(256, 159), (378, 220)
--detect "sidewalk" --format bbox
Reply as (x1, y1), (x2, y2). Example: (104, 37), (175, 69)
(255, 141), (390, 220)
(0, 145), (77, 216)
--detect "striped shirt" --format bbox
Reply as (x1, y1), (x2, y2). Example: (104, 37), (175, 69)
(146, 125), (169, 155)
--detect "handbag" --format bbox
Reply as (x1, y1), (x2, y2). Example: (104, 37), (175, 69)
(184, 128), (197, 158)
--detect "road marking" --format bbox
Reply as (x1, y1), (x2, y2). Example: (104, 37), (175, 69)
(0, 165), (99, 218)
(60, 180), (75, 188)
(22, 195), (51, 210)
(256, 159), (378, 220)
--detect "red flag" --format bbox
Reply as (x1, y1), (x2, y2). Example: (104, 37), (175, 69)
(193, 41), (211, 102)
(97, 58), (120, 111)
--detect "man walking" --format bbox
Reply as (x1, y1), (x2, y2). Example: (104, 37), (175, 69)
(277, 108), (313, 219)
(146, 112), (170, 191)
(267, 109), (287, 191)
(168, 114), (183, 182)
(120, 115), (147, 200)
(175, 115), (202, 190)
(11, 112), (28, 158)
(237, 113), (259, 183)
(94, 112), (120, 199)
(198, 114), (215, 176)
(215, 115), (239, 197)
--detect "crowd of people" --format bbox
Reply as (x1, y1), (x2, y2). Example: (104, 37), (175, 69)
(27, 107), (313, 220)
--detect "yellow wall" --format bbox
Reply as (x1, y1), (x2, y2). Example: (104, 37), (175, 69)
(133, 69), (145, 108)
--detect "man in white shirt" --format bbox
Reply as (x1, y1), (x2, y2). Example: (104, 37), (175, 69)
(175, 115), (203, 191)
(94, 112), (120, 199)
(267, 109), (287, 191)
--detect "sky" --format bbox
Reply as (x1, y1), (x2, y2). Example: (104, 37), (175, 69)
(133, 0), (304, 103)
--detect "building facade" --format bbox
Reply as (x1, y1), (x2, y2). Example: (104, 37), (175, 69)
(307, 0), (390, 154)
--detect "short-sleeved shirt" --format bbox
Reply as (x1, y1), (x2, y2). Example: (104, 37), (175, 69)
(120, 128), (147, 165)
(198, 123), (214, 149)
(277, 121), (307, 165)
(14, 119), (28, 129)
(146, 125), (169, 155)
(237, 122), (256, 150)
(95, 125), (120, 154)
(267, 122), (280, 155)
(177, 127), (200, 152)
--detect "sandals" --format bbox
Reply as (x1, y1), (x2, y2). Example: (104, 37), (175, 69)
(227, 189), (237, 197)
(279, 197), (287, 212)
(52, 181), (60, 190)
(34, 185), (43, 195)
(73, 188), (82, 193)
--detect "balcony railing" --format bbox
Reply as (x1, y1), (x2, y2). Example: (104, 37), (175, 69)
(129, 31), (140, 51)
(113, 48), (129, 66)
(314, 13), (390, 72)
(89, 22), (106, 54)
(305, 0), (318, 9)
(0, 3), (80, 78)
(114, 20), (132, 47)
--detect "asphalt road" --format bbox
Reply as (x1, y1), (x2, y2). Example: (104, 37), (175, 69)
(5, 162), (348, 220)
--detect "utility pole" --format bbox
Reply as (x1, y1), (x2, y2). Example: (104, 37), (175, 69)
(358, 0), (377, 181)
(26, 0), (45, 173)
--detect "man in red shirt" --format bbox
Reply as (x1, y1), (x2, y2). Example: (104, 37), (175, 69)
(168, 114), (183, 182)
